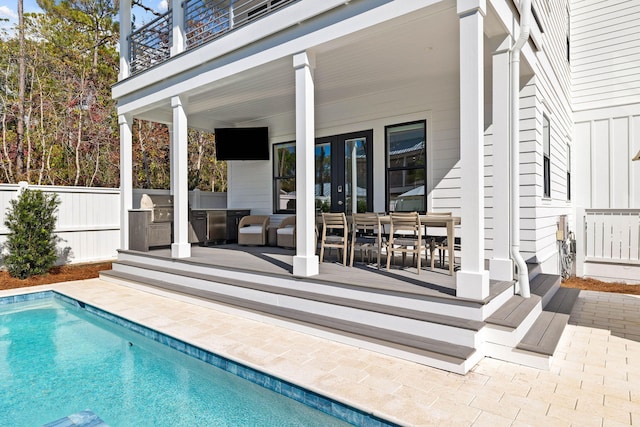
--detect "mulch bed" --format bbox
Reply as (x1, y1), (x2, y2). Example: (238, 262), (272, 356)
(0, 262), (112, 291)
(561, 276), (640, 295)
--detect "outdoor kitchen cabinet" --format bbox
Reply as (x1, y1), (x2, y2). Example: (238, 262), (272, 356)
(128, 210), (172, 251)
(191, 209), (250, 245)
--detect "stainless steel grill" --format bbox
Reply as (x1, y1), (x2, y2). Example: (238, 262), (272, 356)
(140, 194), (174, 222)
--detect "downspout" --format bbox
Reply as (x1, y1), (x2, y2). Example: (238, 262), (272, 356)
(510, 0), (531, 297)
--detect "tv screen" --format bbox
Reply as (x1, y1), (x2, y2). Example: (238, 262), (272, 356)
(215, 127), (269, 161)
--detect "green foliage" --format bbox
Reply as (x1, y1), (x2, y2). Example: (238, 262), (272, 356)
(3, 189), (61, 279)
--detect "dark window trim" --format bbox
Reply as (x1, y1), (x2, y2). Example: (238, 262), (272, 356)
(385, 120), (428, 214)
(543, 114), (551, 198)
(566, 143), (571, 201)
(273, 141), (296, 214)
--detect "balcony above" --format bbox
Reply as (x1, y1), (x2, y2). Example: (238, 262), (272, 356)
(127, 0), (298, 76)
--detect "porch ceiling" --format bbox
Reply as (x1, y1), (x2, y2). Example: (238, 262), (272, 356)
(132, 2), (511, 134)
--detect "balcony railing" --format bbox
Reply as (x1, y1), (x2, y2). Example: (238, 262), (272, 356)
(129, 12), (173, 75)
(128, 0), (296, 75)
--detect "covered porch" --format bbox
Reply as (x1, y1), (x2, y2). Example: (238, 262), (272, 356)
(115, 1), (536, 300)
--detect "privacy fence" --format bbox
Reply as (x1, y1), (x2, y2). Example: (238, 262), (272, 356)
(575, 208), (640, 283)
(0, 184), (225, 266)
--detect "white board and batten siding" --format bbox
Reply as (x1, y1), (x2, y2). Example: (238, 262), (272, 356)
(0, 184), (120, 265)
(571, 0), (640, 282)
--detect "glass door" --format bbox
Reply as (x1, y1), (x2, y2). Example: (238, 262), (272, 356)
(315, 130), (373, 214)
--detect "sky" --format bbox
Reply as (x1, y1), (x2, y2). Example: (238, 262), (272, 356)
(0, 0), (168, 35)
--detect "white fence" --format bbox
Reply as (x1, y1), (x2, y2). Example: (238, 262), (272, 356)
(1, 184), (227, 266)
(575, 208), (640, 284)
(0, 183), (121, 265)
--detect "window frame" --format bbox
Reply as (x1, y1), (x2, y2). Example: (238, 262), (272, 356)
(385, 120), (428, 213)
(566, 143), (571, 201)
(543, 114), (551, 198)
(272, 141), (296, 214)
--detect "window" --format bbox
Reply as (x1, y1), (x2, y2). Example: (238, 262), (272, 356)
(385, 121), (427, 212)
(273, 142), (296, 213)
(543, 114), (551, 198)
(566, 143), (571, 201)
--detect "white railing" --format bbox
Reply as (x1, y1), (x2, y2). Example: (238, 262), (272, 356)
(583, 209), (640, 264)
(0, 184), (227, 266)
(575, 208), (640, 283)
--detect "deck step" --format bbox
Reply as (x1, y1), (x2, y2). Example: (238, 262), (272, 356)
(545, 287), (580, 315)
(485, 295), (541, 329)
(107, 260), (485, 332)
(516, 311), (570, 355)
(101, 269), (477, 365)
(530, 273), (561, 308)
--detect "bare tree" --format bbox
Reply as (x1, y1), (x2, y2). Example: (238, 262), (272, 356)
(16, 0), (26, 177)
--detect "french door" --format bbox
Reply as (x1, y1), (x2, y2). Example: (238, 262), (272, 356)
(315, 130), (373, 214)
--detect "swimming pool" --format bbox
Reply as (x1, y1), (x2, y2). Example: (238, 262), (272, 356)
(0, 291), (394, 426)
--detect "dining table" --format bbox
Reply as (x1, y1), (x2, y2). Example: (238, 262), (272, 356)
(378, 214), (461, 275)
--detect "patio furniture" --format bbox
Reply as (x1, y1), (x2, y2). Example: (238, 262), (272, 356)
(386, 211), (430, 274)
(319, 212), (349, 266)
(237, 215), (270, 246)
(424, 212), (453, 269)
(276, 216), (296, 248)
(349, 212), (383, 269)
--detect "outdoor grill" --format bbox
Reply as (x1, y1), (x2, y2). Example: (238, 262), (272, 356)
(139, 194), (174, 222)
(128, 194), (174, 251)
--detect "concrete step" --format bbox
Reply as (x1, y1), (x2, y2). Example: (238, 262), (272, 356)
(101, 268), (481, 374)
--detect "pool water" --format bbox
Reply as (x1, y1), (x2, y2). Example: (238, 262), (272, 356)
(0, 297), (354, 426)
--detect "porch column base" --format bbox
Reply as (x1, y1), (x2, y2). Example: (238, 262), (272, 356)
(456, 270), (490, 301)
(171, 242), (191, 259)
(490, 258), (513, 282)
(293, 255), (319, 277)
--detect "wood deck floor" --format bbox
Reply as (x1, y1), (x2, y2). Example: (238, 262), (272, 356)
(133, 244), (510, 302)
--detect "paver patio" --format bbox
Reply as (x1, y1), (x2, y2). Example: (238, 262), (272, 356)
(3, 281), (639, 426)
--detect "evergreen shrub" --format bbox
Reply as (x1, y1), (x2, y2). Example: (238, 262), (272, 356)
(3, 189), (61, 279)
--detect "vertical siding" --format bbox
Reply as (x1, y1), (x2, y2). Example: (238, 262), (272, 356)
(571, 0), (640, 110)
(573, 113), (640, 209)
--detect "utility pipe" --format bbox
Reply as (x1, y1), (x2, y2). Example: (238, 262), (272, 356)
(510, 0), (532, 297)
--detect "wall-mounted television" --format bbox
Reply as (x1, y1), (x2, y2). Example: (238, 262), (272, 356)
(215, 127), (269, 161)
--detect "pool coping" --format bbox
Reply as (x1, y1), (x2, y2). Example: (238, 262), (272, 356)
(1, 290), (399, 427)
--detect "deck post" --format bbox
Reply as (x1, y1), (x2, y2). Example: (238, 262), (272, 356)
(118, 0), (130, 80)
(118, 113), (133, 250)
(292, 51), (319, 277)
(171, 95), (191, 258)
(170, 0), (185, 56)
(456, 0), (490, 300)
(489, 36), (514, 282)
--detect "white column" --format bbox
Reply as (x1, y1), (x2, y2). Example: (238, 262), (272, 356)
(170, 0), (185, 56)
(171, 95), (191, 258)
(168, 124), (175, 196)
(456, 0), (490, 300)
(118, 0), (131, 80)
(293, 51), (319, 277)
(489, 36), (514, 281)
(119, 113), (133, 250)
